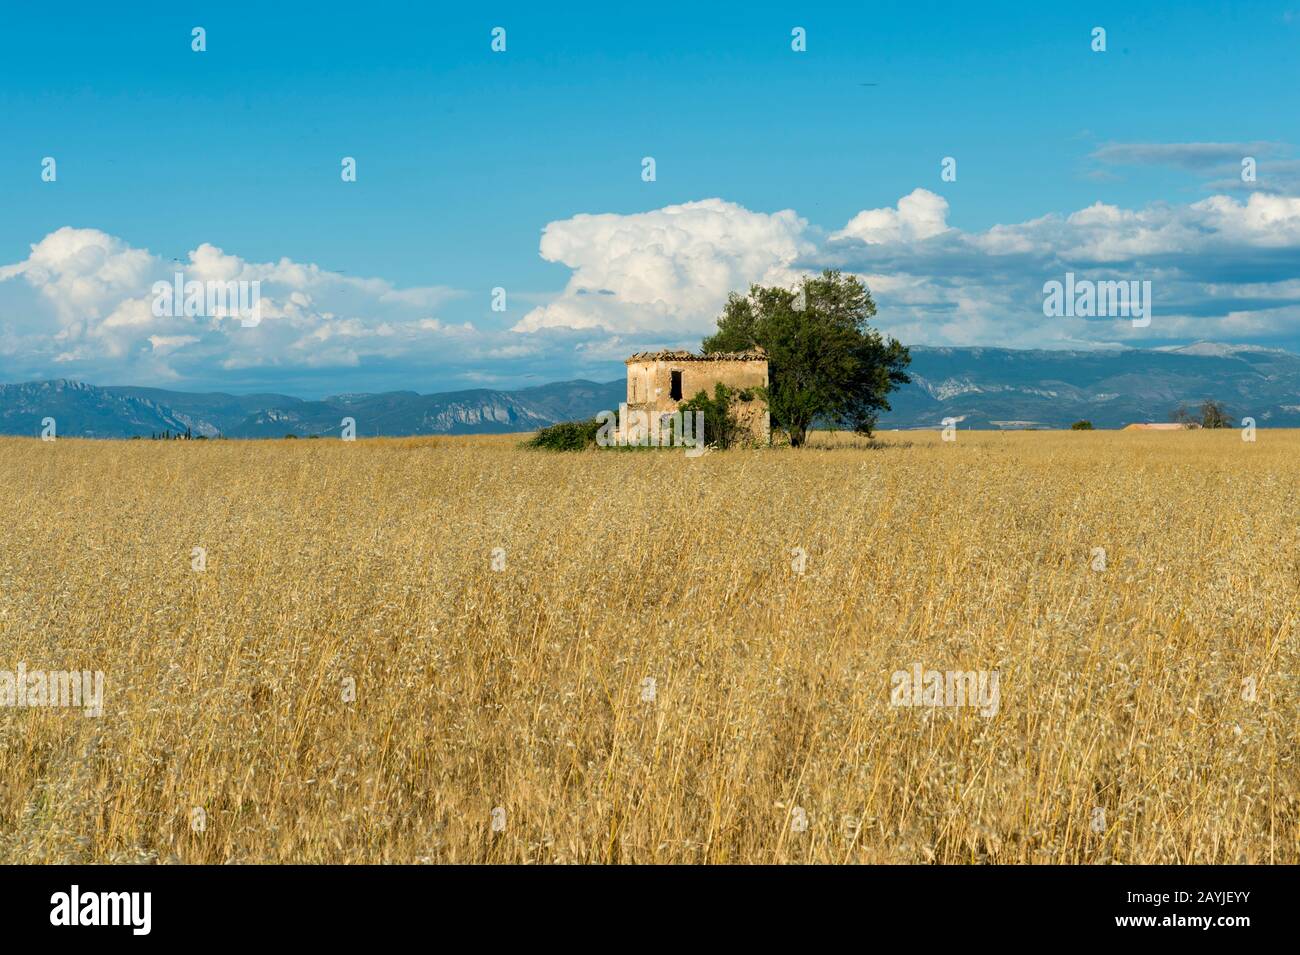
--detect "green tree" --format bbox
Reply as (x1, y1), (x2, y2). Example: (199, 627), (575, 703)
(702, 270), (910, 446)
(1173, 400), (1231, 428)
(1070, 420), (1094, 430)
(1199, 400), (1230, 429)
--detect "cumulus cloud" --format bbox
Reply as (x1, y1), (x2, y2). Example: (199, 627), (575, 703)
(0, 228), (154, 326)
(0, 227), (475, 387)
(521, 190), (1300, 352)
(8, 182), (1300, 393)
(832, 189), (952, 245)
(824, 191), (1300, 348)
(513, 199), (815, 335)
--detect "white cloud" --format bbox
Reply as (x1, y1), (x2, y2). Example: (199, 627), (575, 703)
(827, 192), (1300, 348)
(832, 188), (952, 245)
(513, 198), (815, 334)
(519, 189), (1300, 352)
(0, 228), (475, 384)
(0, 227), (154, 325)
(1191, 193), (1300, 245)
(945, 192), (1300, 262)
(7, 185), (1300, 392)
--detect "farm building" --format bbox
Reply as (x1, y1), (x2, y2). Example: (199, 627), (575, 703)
(622, 348), (770, 444)
(1123, 422), (1202, 431)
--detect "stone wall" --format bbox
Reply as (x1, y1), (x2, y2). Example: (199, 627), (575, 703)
(620, 351), (770, 445)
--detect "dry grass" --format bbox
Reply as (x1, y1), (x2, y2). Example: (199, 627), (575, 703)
(0, 429), (1295, 864)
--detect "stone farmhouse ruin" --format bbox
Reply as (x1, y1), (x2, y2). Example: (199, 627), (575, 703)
(621, 348), (770, 445)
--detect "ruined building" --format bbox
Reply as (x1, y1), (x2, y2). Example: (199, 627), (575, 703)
(620, 349), (770, 445)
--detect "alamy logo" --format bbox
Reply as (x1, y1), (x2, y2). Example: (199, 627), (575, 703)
(1, 663), (104, 717)
(1042, 272), (1151, 327)
(595, 405), (705, 456)
(890, 663), (1000, 717)
(152, 271), (262, 327)
(50, 886), (151, 935)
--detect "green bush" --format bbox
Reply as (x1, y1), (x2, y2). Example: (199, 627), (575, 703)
(1200, 400), (1230, 429)
(679, 384), (743, 449)
(1070, 420), (1094, 430)
(1173, 400), (1231, 428)
(526, 418), (601, 451)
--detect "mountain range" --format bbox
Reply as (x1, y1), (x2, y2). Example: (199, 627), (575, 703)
(2, 343), (1297, 438)
(885, 342), (1300, 429)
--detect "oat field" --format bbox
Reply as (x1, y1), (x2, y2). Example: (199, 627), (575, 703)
(0, 430), (1295, 864)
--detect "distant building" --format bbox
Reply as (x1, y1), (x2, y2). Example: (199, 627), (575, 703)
(621, 349), (770, 444)
(1123, 422), (1201, 430)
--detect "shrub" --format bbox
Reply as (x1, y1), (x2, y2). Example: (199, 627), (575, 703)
(679, 384), (743, 449)
(1200, 400), (1230, 429)
(526, 418), (601, 451)
(1173, 400), (1231, 429)
(1070, 420), (1094, 430)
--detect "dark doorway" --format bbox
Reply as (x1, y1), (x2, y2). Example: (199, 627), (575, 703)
(669, 370), (683, 400)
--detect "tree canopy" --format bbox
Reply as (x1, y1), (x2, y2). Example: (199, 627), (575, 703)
(1173, 400), (1231, 429)
(701, 270), (910, 446)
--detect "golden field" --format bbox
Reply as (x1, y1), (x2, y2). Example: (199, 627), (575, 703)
(0, 429), (1295, 864)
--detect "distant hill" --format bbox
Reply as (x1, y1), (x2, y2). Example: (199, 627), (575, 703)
(1, 343), (1296, 437)
(0, 378), (626, 438)
(884, 343), (1300, 429)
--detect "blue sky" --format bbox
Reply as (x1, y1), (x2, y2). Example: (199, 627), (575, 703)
(3, 1), (1300, 396)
